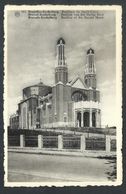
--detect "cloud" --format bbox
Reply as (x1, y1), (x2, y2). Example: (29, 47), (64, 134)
(99, 80), (116, 92)
(99, 79), (116, 126)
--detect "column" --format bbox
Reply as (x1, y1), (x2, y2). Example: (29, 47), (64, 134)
(20, 134), (25, 148)
(83, 110), (85, 127)
(96, 110), (98, 127)
(81, 110), (83, 127)
(21, 107), (23, 129)
(25, 103), (28, 129)
(99, 110), (101, 127)
(75, 111), (78, 127)
(58, 135), (63, 150)
(80, 134), (86, 152)
(28, 111), (31, 129)
(90, 109), (92, 127)
(38, 135), (43, 149)
(40, 109), (42, 128)
(106, 135), (111, 152)
(97, 110), (101, 128)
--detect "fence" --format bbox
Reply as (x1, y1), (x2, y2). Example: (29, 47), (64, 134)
(86, 137), (106, 151)
(8, 134), (116, 152)
(43, 136), (58, 148)
(8, 135), (20, 147)
(25, 135), (38, 147)
(63, 136), (80, 149)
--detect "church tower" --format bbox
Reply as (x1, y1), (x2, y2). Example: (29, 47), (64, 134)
(55, 38), (68, 84)
(84, 48), (96, 89)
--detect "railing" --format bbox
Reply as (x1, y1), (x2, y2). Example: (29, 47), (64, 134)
(86, 137), (105, 151)
(111, 139), (116, 151)
(25, 135), (38, 147)
(8, 134), (116, 152)
(43, 136), (58, 148)
(63, 136), (80, 149)
(8, 135), (20, 146)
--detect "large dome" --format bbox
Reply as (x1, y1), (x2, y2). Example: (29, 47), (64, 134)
(23, 82), (52, 99)
(57, 37), (65, 45)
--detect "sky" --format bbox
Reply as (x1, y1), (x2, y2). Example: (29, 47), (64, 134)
(7, 9), (116, 126)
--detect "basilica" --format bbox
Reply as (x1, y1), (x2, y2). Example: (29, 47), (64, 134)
(10, 38), (101, 129)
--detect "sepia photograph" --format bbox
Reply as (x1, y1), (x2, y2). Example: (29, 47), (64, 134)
(4, 5), (122, 187)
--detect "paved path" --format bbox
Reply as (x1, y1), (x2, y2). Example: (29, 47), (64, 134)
(8, 152), (116, 182)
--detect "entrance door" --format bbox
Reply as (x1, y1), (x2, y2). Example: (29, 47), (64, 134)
(77, 112), (81, 127)
(83, 112), (89, 127)
(92, 112), (96, 127)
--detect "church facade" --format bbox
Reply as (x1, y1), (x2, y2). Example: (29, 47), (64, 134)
(10, 38), (101, 129)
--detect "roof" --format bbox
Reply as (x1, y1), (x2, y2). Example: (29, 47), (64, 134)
(23, 82), (52, 91)
(69, 76), (87, 89)
(57, 37), (65, 45)
(87, 48), (94, 54)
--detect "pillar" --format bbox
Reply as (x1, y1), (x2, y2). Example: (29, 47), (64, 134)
(25, 103), (28, 129)
(80, 134), (86, 152)
(96, 110), (98, 127)
(75, 111), (79, 127)
(58, 135), (63, 150)
(74, 111), (76, 127)
(81, 110), (83, 127)
(90, 109), (92, 127)
(99, 110), (101, 127)
(106, 135), (111, 152)
(20, 134), (25, 148)
(38, 135), (43, 149)
(83, 111), (85, 127)
(21, 107), (23, 129)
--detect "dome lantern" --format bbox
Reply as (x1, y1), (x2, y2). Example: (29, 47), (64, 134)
(57, 37), (65, 45)
(87, 48), (94, 55)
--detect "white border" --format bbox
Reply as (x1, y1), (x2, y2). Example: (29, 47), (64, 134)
(4, 5), (122, 187)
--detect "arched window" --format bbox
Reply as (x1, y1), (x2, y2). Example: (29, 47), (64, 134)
(71, 91), (87, 102)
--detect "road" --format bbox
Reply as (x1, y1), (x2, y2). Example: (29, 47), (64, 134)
(8, 152), (116, 182)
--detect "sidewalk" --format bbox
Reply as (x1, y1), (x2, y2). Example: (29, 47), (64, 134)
(8, 147), (116, 158)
